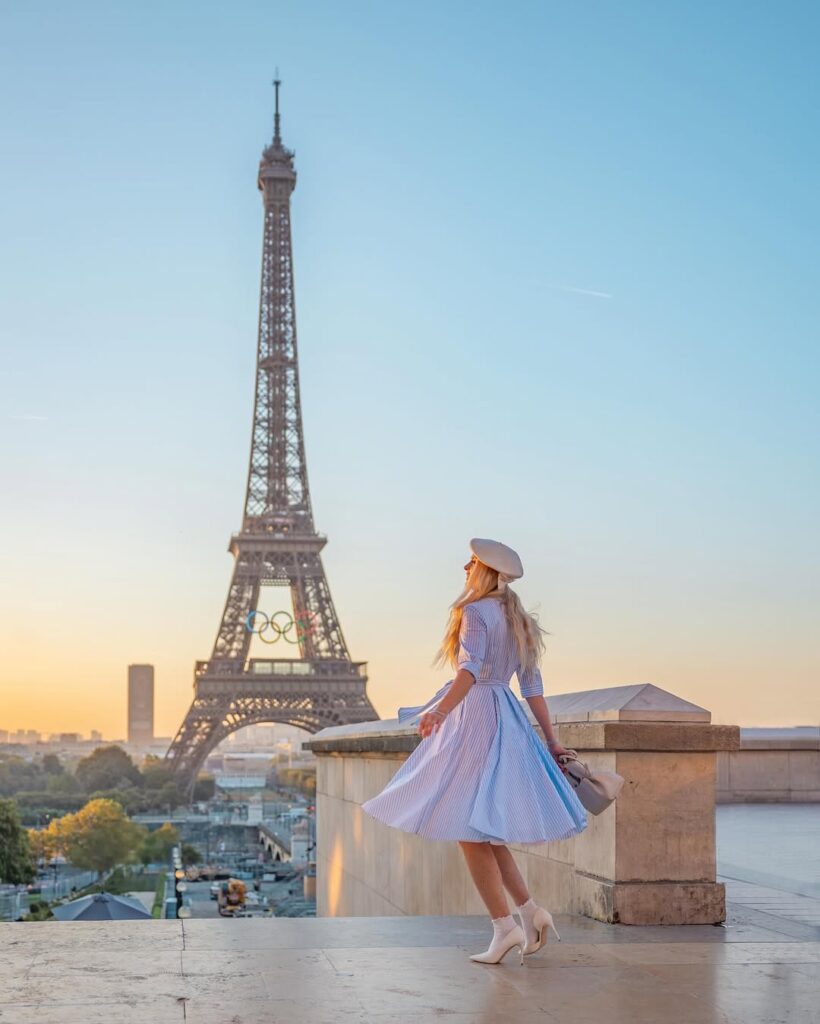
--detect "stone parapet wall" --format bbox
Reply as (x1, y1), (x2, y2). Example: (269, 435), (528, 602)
(716, 728), (820, 803)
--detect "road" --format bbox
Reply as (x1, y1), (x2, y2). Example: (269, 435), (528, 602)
(182, 874), (307, 919)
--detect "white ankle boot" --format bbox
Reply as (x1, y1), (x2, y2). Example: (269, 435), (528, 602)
(469, 916), (525, 965)
(516, 899), (561, 955)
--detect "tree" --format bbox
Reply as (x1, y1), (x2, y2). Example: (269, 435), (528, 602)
(75, 746), (143, 794)
(0, 799), (35, 884)
(138, 822), (180, 866)
(0, 755), (44, 797)
(41, 754), (64, 776)
(27, 826), (55, 867)
(140, 756), (174, 791)
(154, 781), (184, 811)
(277, 767), (316, 797)
(192, 775), (215, 802)
(88, 787), (146, 815)
(15, 794), (87, 827)
(46, 773), (82, 796)
(22, 899), (53, 922)
(44, 798), (143, 878)
(181, 843), (202, 866)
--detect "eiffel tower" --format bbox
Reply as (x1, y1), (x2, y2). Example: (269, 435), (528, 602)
(165, 81), (378, 792)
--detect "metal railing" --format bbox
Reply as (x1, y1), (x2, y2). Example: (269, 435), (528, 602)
(0, 870), (97, 921)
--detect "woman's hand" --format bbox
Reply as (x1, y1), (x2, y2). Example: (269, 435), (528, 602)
(547, 740), (572, 770)
(418, 709), (447, 738)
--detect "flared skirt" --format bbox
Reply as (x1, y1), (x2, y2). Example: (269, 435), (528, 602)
(361, 682), (589, 843)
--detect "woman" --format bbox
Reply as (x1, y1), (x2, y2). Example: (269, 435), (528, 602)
(361, 537), (588, 965)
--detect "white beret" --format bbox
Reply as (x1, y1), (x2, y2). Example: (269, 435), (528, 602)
(469, 537), (523, 581)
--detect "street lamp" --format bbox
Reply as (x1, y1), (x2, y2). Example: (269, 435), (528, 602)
(174, 868), (186, 918)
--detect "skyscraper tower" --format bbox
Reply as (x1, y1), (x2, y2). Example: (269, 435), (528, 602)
(165, 82), (377, 792)
(128, 664), (154, 745)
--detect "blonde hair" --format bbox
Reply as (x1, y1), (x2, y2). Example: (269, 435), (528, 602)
(433, 559), (548, 674)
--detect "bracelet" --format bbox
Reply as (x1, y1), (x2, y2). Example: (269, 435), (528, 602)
(546, 738), (560, 747)
(428, 709), (447, 720)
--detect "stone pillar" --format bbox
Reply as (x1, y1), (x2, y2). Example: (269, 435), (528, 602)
(304, 684), (739, 925)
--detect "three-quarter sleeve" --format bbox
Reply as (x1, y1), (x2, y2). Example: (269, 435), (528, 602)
(517, 659), (544, 698)
(456, 604), (487, 681)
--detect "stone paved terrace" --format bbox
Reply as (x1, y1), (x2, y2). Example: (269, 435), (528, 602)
(2, 878), (818, 1024)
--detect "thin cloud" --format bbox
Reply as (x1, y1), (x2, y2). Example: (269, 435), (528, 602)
(8, 414), (49, 421)
(548, 284), (613, 299)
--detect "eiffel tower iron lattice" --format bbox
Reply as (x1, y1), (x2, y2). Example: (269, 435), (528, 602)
(165, 81), (378, 792)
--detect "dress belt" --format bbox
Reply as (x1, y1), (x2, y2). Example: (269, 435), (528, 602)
(397, 677), (509, 723)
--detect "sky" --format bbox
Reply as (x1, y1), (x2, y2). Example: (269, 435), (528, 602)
(0, 1), (817, 739)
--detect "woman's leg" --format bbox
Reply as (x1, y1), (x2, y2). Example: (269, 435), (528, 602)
(490, 844), (530, 905)
(458, 840), (510, 918)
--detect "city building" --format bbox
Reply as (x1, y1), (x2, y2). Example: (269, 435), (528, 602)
(8, 729), (41, 745)
(127, 664), (154, 744)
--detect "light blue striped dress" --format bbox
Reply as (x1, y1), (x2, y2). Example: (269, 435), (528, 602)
(361, 596), (589, 844)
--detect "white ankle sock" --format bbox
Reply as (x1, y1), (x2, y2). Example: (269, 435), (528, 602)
(491, 913), (517, 940)
(515, 897), (538, 942)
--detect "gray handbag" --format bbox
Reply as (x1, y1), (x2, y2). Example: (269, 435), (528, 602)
(557, 750), (624, 815)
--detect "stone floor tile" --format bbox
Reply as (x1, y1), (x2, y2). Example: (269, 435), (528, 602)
(4, 972), (188, 1007)
(0, 998), (185, 1024)
(322, 944), (502, 970)
(317, 950), (559, 1016)
(0, 920), (183, 954)
(181, 972), (269, 1001)
(364, 1015), (561, 1024)
(605, 941), (732, 966)
(504, 964), (731, 1024)
(181, 947), (334, 975)
(725, 905), (820, 942)
(509, 942), (626, 968)
(718, 941), (820, 964)
(181, 915), (495, 949)
(182, 996), (373, 1024)
(324, 940), (622, 971)
(717, 805), (820, 900)
(550, 915), (782, 945)
(639, 962), (820, 1024)
(25, 948), (184, 978)
(261, 973), (355, 1001)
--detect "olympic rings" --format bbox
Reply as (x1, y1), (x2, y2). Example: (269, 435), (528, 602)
(245, 608), (317, 644)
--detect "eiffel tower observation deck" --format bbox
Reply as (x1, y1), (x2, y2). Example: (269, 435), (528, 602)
(165, 82), (378, 792)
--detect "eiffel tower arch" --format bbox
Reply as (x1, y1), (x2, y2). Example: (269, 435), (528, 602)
(165, 81), (378, 793)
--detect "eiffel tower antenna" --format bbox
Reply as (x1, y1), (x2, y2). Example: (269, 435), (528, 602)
(165, 86), (378, 793)
(273, 70), (281, 145)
